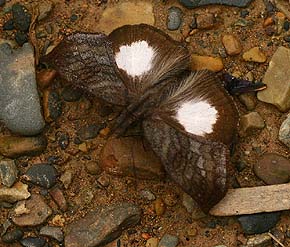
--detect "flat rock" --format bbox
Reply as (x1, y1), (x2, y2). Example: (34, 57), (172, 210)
(96, 1), (155, 34)
(279, 114), (290, 148)
(0, 135), (47, 158)
(254, 153), (290, 184)
(11, 193), (52, 226)
(196, 13), (215, 29)
(40, 226), (63, 242)
(100, 137), (164, 180)
(0, 42), (45, 135)
(239, 112), (265, 136)
(49, 186), (68, 211)
(0, 182), (30, 203)
(0, 159), (18, 187)
(222, 34), (242, 55)
(65, 202), (141, 247)
(257, 46), (290, 112)
(1, 228), (24, 244)
(179, 0), (254, 8)
(158, 234), (179, 247)
(242, 47), (267, 63)
(167, 7), (183, 31)
(20, 237), (46, 247)
(191, 55), (224, 72)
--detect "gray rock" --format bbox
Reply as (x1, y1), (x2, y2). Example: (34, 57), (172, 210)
(12, 3), (31, 32)
(140, 189), (156, 201)
(158, 234), (179, 247)
(246, 233), (272, 247)
(238, 212), (281, 234)
(40, 226), (63, 242)
(279, 114), (290, 148)
(0, 42), (45, 135)
(65, 202), (141, 247)
(179, 0), (254, 8)
(167, 7), (183, 31)
(0, 159), (18, 187)
(1, 229), (24, 244)
(239, 112), (265, 136)
(0, 182), (30, 203)
(20, 237), (46, 247)
(11, 194), (52, 226)
(77, 123), (105, 141)
(257, 46), (290, 112)
(182, 193), (206, 219)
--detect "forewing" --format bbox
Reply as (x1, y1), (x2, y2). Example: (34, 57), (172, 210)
(42, 32), (128, 106)
(143, 118), (228, 213)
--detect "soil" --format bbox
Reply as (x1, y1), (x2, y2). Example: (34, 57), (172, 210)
(0, 0), (290, 247)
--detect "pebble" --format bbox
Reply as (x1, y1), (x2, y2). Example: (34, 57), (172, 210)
(43, 90), (62, 122)
(61, 85), (82, 102)
(0, 182), (30, 203)
(12, 194), (52, 226)
(222, 34), (242, 55)
(100, 137), (164, 179)
(158, 234), (179, 247)
(49, 186), (68, 211)
(85, 160), (102, 175)
(24, 163), (57, 189)
(154, 198), (166, 216)
(20, 237), (46, 247)
(182, 193), (206, 219)
(97, 174), (111, 187)
(0, 159), (18, 187)
(163, 191), (178, 207)
(140, 189), (156, 201)
(15, 31), (28, 46)
(254, 153), (290, 184)
(240, 9), (249, 18)
(77, 123), (105, 141)
(37, 0), (53, 21)
(0, 42), (45, 135)
(279, 114), (290, 148)
(239, 112), (265, 136)
(57, 132), (70, 150)
(238, 212), (281, 234)
(12, 3), (31, 32)
(179, 0), (254, 8)
(238, 93), (257, 111)
(60, 169), (73, 189)
(146, 237), (158, 247)
(40, 226), (63, 242)
(3, 19), (14, 30)
(0, 136), (47, 158)
(242, 47), (267, 63)
(196, 13), (214, 29)
(167, 7), (183, 31)
(257, 46), (290, 112)
(191, 54), (223, 72)
(96, 1), (154, 34)
(1, 228), (24, 243)
(65, 203), (141, 247)
(246, 233), (272, 246)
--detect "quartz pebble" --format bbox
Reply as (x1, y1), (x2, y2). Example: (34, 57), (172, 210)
(0, 182), (30, 203)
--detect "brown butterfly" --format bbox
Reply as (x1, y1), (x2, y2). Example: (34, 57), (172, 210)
(43, 24), (239, 213)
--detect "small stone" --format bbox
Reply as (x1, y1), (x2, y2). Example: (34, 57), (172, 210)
(190, 16), (197, 29)
(240, 9), (249, 18)
(167, 7), (183, 31)
(78, 142), (88, 152)
(254, 153), (290, 185)
(246, 233), (272, 246)
(0, 182), (30, 203)
(61, 85), (82, 102)
(57, 132), (70, 150)
(196, 13), (214, 29)
(0, 136), (47, 158)
(222, 34), (242, 55)
(15, 31), (28, 46)
(257, 47), (290, 112)
(37, 0), (53, 21)
(0, 159), (18, 187)
(146, 238), (159, 247)
(36, 69), (57, 89)
(238, 212), (281, 234)
(154, 198), (166, 216)
(77, 124), (104, 141)
(158, 234), (179, 247)
(140, 189), (156, 201)
(24, 163), (57, 189)
(279, 114), (290, 148)
(65, 203), (141, 247)
(3, 19), (14, 30)
(49, 187), (68, 211)
(163, 191), (178, 207)
(60, 169), (73, 189)
(100, 137), (164, 179)
(191, 55), (223, 72)
(239, 112), (265, 136)
(238, 93), (257, 111)
(182, 193), (206, 219)
(1, 228), (24, 243)
(12, 194), (52, 226)
(97, 1), (154, 34)
(97, 174), (111, 187)
(40, 226), (63, 242)
(43, 90), (62, 122)
(243, 47), (267, 63)
(85, 160), (102, 175)
(20, 237), (46, 247)
(12, 3), (31, 32)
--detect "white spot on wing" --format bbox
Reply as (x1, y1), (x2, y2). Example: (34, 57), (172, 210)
(115, 40), (155, 77)
(176, 99), (218, 136)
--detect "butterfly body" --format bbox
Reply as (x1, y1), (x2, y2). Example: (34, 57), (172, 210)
(43, 24), (238, 212)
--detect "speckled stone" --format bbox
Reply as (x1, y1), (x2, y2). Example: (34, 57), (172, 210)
(279, 114), (290, 148)
(0, 159), (18, 187)
(167, 7), (183, 31)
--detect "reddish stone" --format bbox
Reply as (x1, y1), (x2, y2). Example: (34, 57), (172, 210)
(49, 187), (68, 211)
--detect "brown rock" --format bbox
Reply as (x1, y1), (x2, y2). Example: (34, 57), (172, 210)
(222, 34), (242, 55)
(100, 137), (164, 180)
(0, 136), (47, 158)
(154, 198), (166, 216)
(239, 112), (265, 136)
(196, 13), (215, 29)
(191, 55), (224, 72)
(12, 194), (52, 226)
(238, 93), (257, 111)
(49, 187), (68, 211)
(242, 47), (267, 63)
(85, 161), (102, 175)
(65, 203), (141, 247)
(0, 182), (30, 203)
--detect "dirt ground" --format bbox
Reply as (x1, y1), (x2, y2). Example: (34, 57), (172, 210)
(0, 0), (290, 246)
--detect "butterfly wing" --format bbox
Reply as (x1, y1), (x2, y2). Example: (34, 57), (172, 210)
(42, 32), (128, 106)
